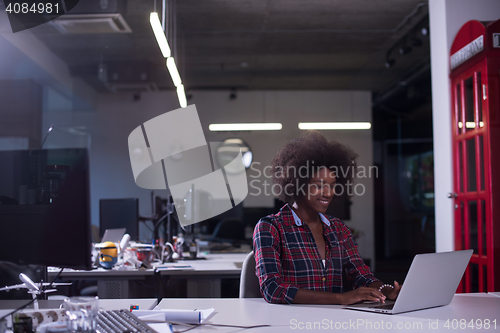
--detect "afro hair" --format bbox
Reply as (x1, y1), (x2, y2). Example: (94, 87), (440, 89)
(271, 131), (358, 204)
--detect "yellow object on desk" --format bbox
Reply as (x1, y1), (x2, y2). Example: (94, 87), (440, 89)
(98, 241), (118, 269)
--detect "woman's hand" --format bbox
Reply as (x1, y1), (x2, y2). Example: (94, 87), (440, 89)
(339, 287), (386, 305)
(383, 281), (401, 301)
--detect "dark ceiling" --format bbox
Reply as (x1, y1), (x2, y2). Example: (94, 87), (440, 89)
(15, 0), (434, 141)
(27, 0), (430, 98)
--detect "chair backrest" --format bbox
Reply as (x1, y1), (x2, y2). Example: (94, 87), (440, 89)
(239, 251), (262, 298)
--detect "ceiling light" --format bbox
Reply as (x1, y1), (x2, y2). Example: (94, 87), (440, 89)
(209, 123), (283, 131)
(166, 57), (182, 87)
(150, 12), (171, 58)
(177, 84), (187, 108)
(298, 122), (371, 130)
(242, 151), (253, 168)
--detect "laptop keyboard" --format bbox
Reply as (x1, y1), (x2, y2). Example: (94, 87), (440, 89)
(97, 309), (158, 333)
(373, 304), (395, 310)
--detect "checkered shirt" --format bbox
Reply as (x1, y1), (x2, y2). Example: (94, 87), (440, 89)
(253, 204), (378, 304)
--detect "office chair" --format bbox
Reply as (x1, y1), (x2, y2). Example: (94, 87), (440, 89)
(239, 251), (262, 298)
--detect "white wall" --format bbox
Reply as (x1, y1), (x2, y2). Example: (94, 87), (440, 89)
(192, 90), (375, 262)
(47, 90), (375, 262)
(429, 0), (500, 252)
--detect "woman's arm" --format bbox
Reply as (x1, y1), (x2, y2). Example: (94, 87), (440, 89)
(293, 286), (386, 305)
(368, 280), (402, 300)
(336, 221), (402, 301)
(253, 218), (300, 304)
(336, 221), (379, 289)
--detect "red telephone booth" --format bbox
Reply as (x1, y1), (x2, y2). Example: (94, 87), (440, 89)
(450, 19), (500, 293)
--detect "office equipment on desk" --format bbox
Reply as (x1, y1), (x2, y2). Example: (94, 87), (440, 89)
(100, 198), (139, 241)
(48, 253), (247, 299)
(94, 232), (132, 269)
(101, 228), (127, 243)
(0, 273), (71, 309)
(98, 309), (161, 333)
(0, 148), (93, 270)
(345, 249), (474, 314)
(132, 308), (215, 325)
(0, 262), (47, 300)
(98, 241), (118, 269)
(153, 263), (193, 271)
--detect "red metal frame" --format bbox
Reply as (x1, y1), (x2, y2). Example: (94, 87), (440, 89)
(450, 20), (500, 293)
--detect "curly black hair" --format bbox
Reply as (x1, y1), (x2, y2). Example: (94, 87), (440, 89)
(271, 131), (358, 204)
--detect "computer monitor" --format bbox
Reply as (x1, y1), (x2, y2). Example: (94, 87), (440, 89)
(0, 148), (93, 270)
(99, 198), (139, 241)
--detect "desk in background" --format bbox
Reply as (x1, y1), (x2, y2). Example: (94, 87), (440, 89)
(48, 253), (248, 299)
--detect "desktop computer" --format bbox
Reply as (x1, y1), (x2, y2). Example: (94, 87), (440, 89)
(0, 148), (92, 270)
(99, 198), (139, 241)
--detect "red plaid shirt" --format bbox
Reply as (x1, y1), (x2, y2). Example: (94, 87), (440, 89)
(253, 204), (378, 304)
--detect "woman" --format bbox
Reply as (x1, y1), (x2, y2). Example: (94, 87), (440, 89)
(253, 132), (400, 304)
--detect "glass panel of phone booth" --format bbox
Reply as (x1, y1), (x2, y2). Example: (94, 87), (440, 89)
(464, 77), (475, 132)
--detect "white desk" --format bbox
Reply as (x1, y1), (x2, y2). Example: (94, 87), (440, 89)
(158, 294), (500, 332)
(1, 295), (498, 332)
(48, 253), (248, 298)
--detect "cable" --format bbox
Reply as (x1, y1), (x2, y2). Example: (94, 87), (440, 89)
(0, 299), (36, 322)
(146, 321), (272, 333)
(0, 268), (65, 322)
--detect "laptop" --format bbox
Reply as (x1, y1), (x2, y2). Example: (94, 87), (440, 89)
(101, 228), (127, 243)
(345, 249), (473, 314)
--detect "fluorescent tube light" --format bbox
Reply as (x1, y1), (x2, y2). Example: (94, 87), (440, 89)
(177, 84), (187, 108)
(298, 122), (372, 130)
(166, 57), (182, 87)
(150, 12), (171, 58)
(209, 123), (283, 131)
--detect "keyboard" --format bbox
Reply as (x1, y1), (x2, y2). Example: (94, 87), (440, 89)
(97, 309), (158, 333)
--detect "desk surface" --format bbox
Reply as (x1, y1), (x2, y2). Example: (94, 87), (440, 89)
(1, 295), (499, 332)
(158, 294), (500, 333)
(48, 253), (247, 278)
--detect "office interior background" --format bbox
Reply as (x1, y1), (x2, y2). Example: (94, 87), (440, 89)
(0, 0), (499, 296)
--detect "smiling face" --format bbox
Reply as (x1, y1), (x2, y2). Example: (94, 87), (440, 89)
(298, 166), (337, 214)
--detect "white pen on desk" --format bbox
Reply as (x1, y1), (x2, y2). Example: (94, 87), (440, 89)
(148, 297), (162, 310)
